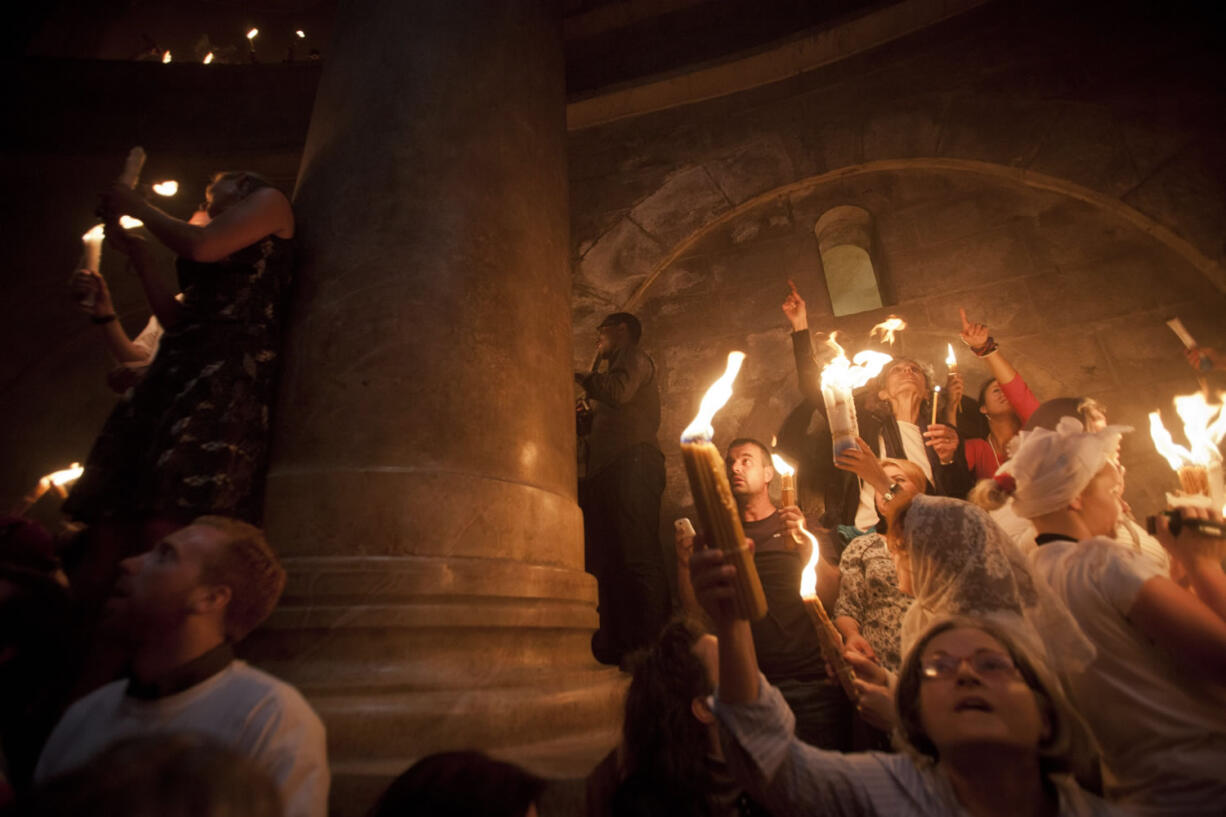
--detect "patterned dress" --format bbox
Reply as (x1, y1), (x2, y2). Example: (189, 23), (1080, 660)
(64, 235), (293, 525)
(832, 533), (911, 672)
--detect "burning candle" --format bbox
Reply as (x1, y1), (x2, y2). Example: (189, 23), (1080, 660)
(945, 343), (958, 374)
(162, 50), (172, 64)
(296, 29), (306, 38)
(819, 333), (892, 463)
(203, 52), (215, 64)
(771, 452), (797, 508)
(152, 180), (179, 197)
(931, 385), (942, 426)
(81, 223), (104, 274)
(770, 452), (805, 545)
(681, 352), (767, 621)
(796, 525), (859, 701)
(1149, 393), (1226, 514)
(12, 462), (83, 516)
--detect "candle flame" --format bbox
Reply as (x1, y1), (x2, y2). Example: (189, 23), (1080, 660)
(162, 50), (172, 63)
(869, 315), (907, 346)
(946, 343), (957, 367)
(46, 463), (83, 487)
(681, 352), (746, 442)
(152, 180), (179, 196)
(247, 28), (259, 40)
(82, 217), (144, 242)
(1149, 393), (1226, 471)
(819, 332), (893, 392)
(203, 52), (215, 64)
(770, 453), (795, 478)
(798, 522), (821, 598)
(296, 29), (306, 38)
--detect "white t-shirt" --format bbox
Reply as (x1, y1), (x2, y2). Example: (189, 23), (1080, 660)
(854, 422), (933, 530)
(36, 661), (329, 817)
(1030, 538), (1226, 815)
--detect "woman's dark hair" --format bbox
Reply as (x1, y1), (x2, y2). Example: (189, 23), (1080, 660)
(976, 377), (998, 407)
(894, 616), (1091, 777)
(369, 750), (543, 817)
(613, 617), (716, 817)
(209, 171), (275, 200)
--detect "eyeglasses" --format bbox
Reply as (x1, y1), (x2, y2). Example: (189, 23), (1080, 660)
(920, 649), (1019, 681)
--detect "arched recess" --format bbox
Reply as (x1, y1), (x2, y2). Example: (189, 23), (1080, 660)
(611, 157), (1226, 315)
(813, 205), (883, 316)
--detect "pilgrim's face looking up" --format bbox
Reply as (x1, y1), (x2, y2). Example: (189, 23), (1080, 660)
(979, 380), (1011, 417)
(725, 443), (773, 499)
(917, 627), (1049, 755)
(107, 524), (228, 633)
(878, 359), (926, 403)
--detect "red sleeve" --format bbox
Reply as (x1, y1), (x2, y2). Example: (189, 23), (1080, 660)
(964, 438), (998, 482)
(999, 372), (1040, 425)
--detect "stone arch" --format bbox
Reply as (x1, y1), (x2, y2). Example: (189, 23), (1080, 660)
(606, 157), (1226, 316)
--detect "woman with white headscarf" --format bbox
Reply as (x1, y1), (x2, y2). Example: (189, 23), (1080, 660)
(885, 494), (1094, 674)
(973, 417), (1226, 816)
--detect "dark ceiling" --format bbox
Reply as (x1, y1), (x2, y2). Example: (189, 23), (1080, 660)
(14, 0), (890, 97)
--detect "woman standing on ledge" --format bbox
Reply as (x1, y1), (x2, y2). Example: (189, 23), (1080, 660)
(65, 172), (294, 582)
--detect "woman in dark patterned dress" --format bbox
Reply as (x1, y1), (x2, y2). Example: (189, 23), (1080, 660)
(64, 171), (294, 573)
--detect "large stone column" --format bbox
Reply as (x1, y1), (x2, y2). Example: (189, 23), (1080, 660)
(250, 1), (623, 810)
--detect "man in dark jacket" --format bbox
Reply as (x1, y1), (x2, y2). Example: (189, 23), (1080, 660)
(576, 313), (667, 666)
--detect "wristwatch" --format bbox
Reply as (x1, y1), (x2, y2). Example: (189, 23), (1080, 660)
(881, 482), (903, 503)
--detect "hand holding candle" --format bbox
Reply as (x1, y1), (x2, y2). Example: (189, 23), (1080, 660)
(770, 452), (805, 545)
(795, 524), (859, 701)
(681, 352), (767, 621)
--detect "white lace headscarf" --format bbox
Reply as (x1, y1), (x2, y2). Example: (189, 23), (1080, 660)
(999, 417), (1132, 520)
(897, 494), (1095, 673)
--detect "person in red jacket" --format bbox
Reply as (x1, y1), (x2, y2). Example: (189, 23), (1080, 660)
(957, 309), (1040, 481)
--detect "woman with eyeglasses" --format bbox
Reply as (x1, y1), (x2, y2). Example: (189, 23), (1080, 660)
(688, 540), (1120, 816)
(974, 418), (1226, 815)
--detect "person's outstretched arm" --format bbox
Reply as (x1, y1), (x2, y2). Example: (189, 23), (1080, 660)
(100, 183), (293, 263)
(70, 269), (148, 363)
(959, 308), (1039, 424)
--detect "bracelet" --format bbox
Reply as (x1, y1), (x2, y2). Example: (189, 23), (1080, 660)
(970, 337), (998, 357)
(91, 313), (117, 325)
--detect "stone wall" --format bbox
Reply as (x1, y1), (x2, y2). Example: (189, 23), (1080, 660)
(567, 0), (1226, 573)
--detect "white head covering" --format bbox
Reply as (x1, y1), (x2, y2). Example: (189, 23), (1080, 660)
(898, 494), (1095, 674)
(998, 417), (1132, 520)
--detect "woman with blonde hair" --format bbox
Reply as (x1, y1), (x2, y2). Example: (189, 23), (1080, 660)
(690, 534), (1122, 817)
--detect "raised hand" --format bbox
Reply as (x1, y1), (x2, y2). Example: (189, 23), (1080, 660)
(782, 279), (808, 332)
(959, 307), (989, 350)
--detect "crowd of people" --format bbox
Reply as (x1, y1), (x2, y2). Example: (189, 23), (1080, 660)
(1, 166), (1224, 817)
(578, 290), (1226, 816)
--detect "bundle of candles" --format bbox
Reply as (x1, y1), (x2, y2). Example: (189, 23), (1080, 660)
(818, 333), (892, 462)
(1149, 391), (1226, 557)
(680, 352), (767, 621)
